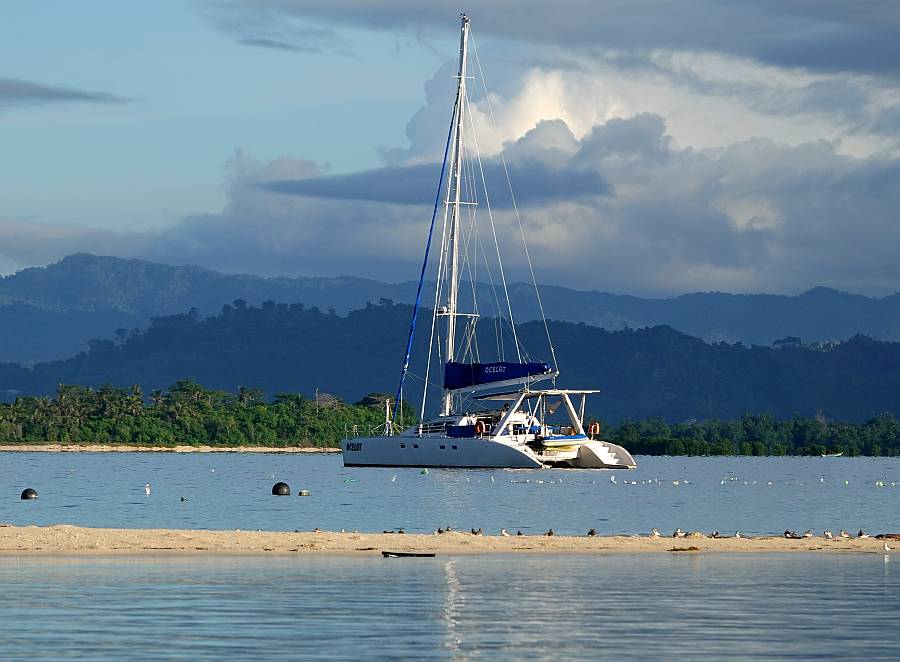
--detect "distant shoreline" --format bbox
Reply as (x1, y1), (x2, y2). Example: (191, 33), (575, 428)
(0, 525), (895, 555)
(0, 444), (341, 454)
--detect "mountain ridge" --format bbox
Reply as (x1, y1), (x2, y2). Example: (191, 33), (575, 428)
(2, 253), (899, 363)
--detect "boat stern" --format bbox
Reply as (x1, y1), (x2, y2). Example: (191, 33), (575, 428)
(570, 440), (637, 469)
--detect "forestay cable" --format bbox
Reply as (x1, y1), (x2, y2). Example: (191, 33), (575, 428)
(392, 99), (458, 429)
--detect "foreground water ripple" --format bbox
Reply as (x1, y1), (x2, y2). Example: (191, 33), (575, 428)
(2, 554), (900, 659)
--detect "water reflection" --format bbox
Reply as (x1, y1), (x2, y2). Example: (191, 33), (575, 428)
(442, 559), (462, 655)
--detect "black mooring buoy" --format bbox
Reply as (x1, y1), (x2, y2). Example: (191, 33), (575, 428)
(272, 482), (291, 496)
(21, 488), (38, 500)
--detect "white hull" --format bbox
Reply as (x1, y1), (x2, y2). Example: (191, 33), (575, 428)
(341, 434), (636, 469)
(343, 434), (543, 468)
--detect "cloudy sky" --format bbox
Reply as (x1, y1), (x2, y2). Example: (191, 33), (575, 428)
(2, 1), (900, 296)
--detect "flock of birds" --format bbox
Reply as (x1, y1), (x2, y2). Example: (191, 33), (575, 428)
(392, 474), (897, 488)
(658, 526), (896, 551)
(375, 525), (899, 550)
(431, 526), (567, 537)
(607, 475), (897, 488)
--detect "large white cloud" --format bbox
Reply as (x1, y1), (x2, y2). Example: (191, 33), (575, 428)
(3, 113), (899, 295)
(203, 1), (900, 160)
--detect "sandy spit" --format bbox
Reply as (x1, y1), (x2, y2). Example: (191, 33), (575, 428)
(0, 525), (895, 555)
(0, 444), (340, 453)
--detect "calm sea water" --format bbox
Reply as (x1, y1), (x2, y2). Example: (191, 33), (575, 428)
(4, 454), (900, 659)
(2, 453), (899, 535)
(2, 553), (900, 660)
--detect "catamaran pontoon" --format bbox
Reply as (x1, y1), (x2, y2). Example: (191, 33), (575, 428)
(342, 14), (635, 470)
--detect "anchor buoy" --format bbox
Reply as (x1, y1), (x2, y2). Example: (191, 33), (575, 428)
(475, 420), (487, 435)
(588, 422), (601, 437)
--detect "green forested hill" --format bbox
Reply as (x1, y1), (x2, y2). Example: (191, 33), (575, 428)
(1, 300), (899, 424)
(3, 253), (900, 363)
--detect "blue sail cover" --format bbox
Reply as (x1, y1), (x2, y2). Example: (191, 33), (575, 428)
(444, 361), (552, 390)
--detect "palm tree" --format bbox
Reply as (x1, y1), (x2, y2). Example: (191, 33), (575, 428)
(127, 385), (145, 416)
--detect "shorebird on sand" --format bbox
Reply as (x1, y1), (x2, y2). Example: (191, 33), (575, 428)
(840, 530), (851, 538)
(587, 528), (597, 537)
(545, 528), (555, 537)
(884, 542), (892, 552)
(500, 528), (510, 537)
(824, 531), (834, 539)
(649, 528), (661, 537)
(673, 528), (686, 538)
(859, 530), (870, 539)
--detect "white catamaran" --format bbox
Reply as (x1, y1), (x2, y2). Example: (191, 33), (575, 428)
(342, 14), (636, 470)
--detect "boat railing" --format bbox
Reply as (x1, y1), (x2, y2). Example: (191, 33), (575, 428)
(417, 421), (450, 435)
(346, 422), (402, 438)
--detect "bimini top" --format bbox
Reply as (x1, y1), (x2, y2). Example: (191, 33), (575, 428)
(444, 361), (553, 391)
(475, 388), (602, 401)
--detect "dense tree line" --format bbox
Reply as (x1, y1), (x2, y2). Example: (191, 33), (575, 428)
(0, 380), (406, 447)
(1, 380), (899, 455)
(606, 413), (900, 457)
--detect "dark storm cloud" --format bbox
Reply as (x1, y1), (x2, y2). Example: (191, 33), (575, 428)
(0, 78), (132, 107)
(260, 160), (611, 206)
(199, 0), (900, 77)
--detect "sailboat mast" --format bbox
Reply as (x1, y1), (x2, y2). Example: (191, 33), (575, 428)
(442, 13), (470, 417)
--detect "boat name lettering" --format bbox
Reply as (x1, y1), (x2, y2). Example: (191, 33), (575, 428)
(345, 442), (363, 452)
(483, 366), (506, 374)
